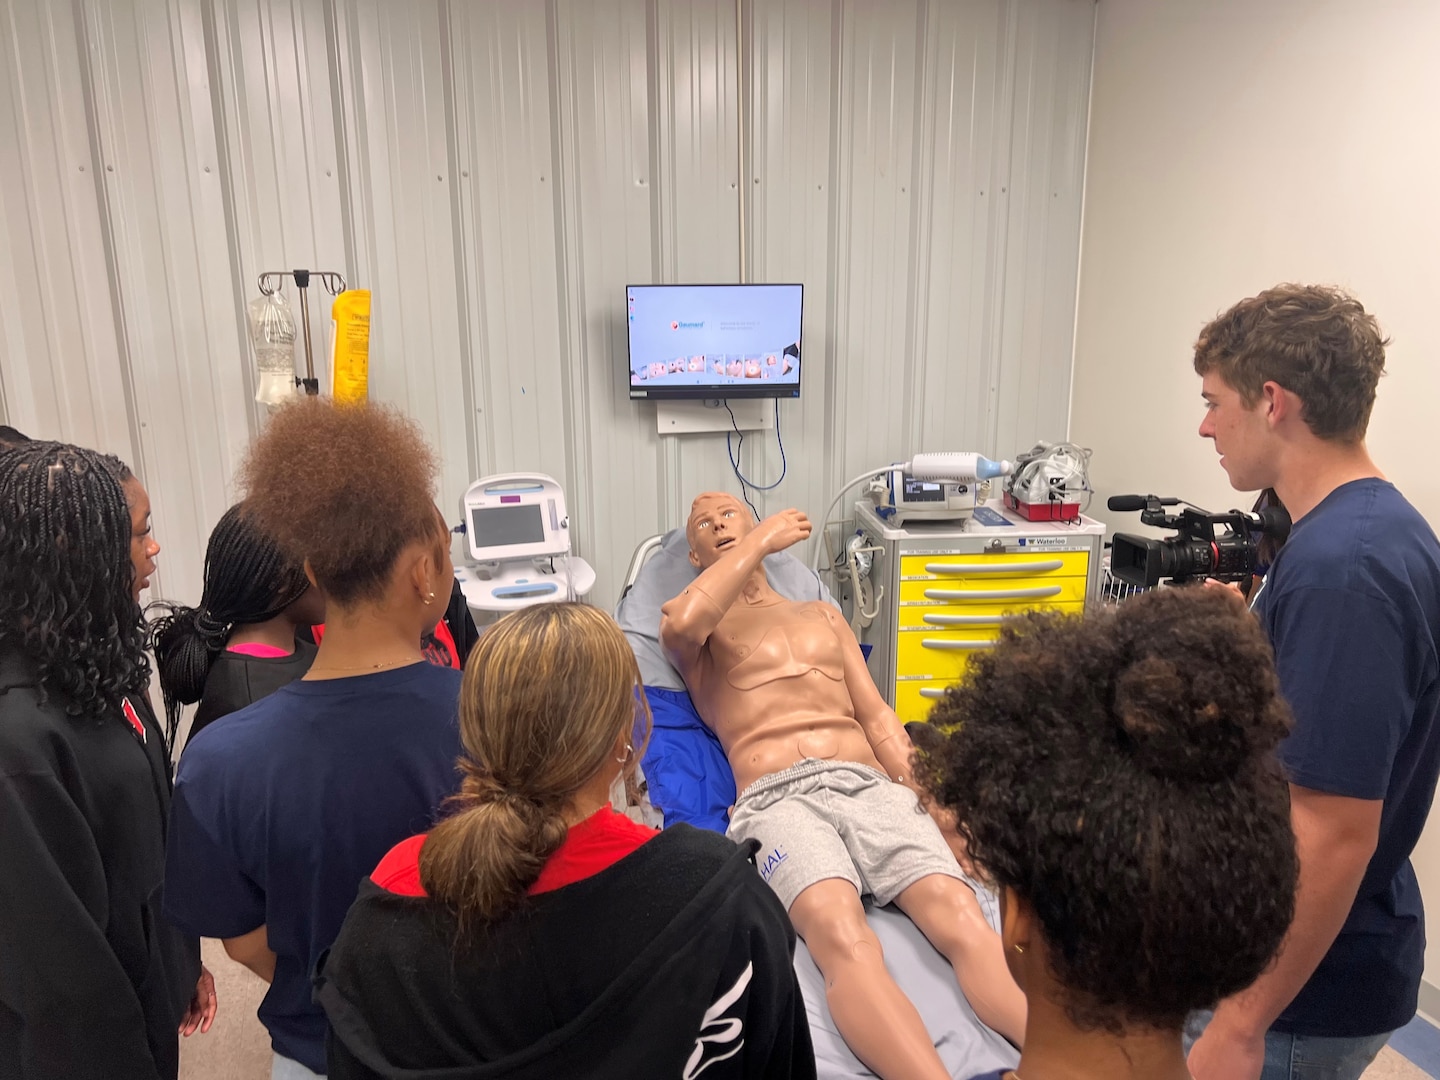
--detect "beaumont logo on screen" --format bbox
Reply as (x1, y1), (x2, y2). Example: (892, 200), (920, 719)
(670, 319), (705, 330)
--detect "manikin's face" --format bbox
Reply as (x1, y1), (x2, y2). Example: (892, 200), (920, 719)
(123, 477), (160, 601)
(1198, 371), (1273, 493)
(686, 493), (754, 569)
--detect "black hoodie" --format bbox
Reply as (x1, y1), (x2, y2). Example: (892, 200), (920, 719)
(0, 649), (199, 1079)
(316, 825), (815, 1080)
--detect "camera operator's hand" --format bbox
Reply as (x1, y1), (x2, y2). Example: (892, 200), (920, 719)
(1202, 577), (1245, 597)
(1188, 1021), (1264, 1080)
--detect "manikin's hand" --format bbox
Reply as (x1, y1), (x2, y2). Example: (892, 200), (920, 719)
(755, 509), (812, 555)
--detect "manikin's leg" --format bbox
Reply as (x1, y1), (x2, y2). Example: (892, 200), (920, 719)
(894, 873), (1027, 1046)
(789, 878), (950, 1080)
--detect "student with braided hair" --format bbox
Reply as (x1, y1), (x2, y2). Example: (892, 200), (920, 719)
(0, 442), (214, 1080)
(150, 502), (326, 743)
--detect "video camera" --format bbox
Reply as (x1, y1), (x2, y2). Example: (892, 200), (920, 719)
(1107, 494), (1291, 588)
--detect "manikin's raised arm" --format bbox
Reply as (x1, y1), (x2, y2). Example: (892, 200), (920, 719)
(659, 510), (809, 672)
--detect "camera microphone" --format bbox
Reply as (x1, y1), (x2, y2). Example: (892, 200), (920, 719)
(1107, 494), (1180, 512)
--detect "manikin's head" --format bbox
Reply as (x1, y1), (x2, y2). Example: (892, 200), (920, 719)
(1193, 283), (1388, 493)
(686, 492), (755, 569)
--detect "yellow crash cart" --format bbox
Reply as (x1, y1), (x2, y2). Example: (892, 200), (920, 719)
(852, 499), (1105, 723)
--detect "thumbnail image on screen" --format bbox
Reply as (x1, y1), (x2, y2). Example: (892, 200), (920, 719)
(626, 283), (802, 399)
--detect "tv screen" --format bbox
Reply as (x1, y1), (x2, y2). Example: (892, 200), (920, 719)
(626, 283), (803, 400)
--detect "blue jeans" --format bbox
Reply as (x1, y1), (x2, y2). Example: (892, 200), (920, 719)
(1184, 1012), (1392, 1080)
(271, 1054), (326, 1080)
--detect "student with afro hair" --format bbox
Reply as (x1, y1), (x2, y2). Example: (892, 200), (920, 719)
(920, 587), (1299, 1080)
(163, 400), (463, 1080)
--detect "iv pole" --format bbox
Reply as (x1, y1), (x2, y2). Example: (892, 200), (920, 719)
(257, 269), (346, 396)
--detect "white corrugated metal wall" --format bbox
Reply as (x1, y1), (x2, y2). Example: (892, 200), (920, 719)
(0, 0), (1095, 608)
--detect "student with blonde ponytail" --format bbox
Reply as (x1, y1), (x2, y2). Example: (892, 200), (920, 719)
(317, 603), (815, 1080)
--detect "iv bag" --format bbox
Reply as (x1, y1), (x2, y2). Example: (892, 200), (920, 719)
(248, 293), (298, 406)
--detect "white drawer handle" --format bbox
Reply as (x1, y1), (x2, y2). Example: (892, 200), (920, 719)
(924, 585), (1062, 601)
(924, 560), (1064, 575)
(923, 613), (1017, 626)
(919, 688), (948, 700)
(921, 638), (997, 651)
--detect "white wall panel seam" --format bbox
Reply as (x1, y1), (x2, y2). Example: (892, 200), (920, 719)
(1059, 0), (1088, 443)
(545, 0), (593, 555)
(0, 3), (61, 429)
(72, 1), (146, 480)
(903, 0), (934, 449)
(196, 0), (261, 430)
(439, 1), (486, 487)
(649, 0), (678, 525)
(820, 0), (847, 506)
(547, 0), (600, 567)
(980, 0), (1019, 454)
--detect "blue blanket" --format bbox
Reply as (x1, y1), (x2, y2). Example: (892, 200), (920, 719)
(640, 686), (735, 834)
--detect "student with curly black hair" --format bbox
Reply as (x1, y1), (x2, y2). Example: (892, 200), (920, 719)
(0, 442), (213, 1080)
(163, 400), (463, 1080)
(921, 587), (1299, 1080)
(149, 501), (326, 743)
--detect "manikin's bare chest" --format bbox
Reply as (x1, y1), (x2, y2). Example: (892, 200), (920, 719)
(705, 595), (846, 690)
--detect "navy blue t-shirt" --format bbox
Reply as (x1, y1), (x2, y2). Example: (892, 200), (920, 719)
(163, 663), (463, 1072)
(1253, 478), (1440, 1037)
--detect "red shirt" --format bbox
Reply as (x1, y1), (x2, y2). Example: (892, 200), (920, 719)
(373, 805), (658, 898)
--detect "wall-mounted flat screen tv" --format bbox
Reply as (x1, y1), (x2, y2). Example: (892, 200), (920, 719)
(626, 283), (803, 400)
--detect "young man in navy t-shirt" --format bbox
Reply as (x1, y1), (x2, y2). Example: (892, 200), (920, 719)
(1187, 284), (1440, 1080)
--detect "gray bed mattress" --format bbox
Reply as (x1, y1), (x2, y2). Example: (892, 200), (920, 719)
(795, 901), (1018, 1078)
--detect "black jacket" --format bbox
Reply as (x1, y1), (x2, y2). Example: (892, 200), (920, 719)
(189, 638), (317, 741)
(316, 825), (815, 1080)
(0, 649), (199, 1079)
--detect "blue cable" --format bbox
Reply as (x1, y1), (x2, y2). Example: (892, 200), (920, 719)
(725, 398), (787, 519)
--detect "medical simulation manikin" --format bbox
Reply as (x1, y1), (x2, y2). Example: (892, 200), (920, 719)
(660, 493), (1026, 1080)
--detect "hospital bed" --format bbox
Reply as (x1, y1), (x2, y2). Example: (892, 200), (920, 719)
(615, 528), (1020, 1079)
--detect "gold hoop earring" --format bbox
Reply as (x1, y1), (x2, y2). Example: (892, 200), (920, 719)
(424, 592), (435, 605)
(615, 742), (633, 765)
(1013, 944), (1025, 955)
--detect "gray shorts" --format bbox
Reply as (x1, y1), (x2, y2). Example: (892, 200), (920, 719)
(727, 758), (965, 910)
